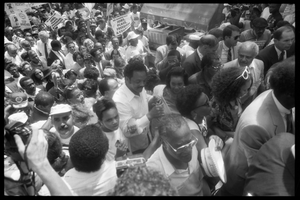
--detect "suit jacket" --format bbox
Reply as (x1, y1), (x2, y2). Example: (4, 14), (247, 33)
(221, 89), (286, 196)
(256, 44), (293, 76)
(216, 41), (242, 64)
(182, 50), (202, 77)
(243, 132), (295, 196)
(47, 50), (66, 67)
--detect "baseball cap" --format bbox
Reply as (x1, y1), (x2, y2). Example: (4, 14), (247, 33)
(8, 112), (29, 125)
(49, 104), (72, 116)
(10, 92), (28, 108)
(127, 31), (139, 40)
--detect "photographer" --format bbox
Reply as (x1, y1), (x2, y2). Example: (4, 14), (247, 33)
(5, 113), (74, 196)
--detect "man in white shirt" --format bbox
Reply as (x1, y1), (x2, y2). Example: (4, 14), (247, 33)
(4, 43), (23, 67)
(63, 124), (117, 196)
(146, 114), (211, 196)
(124, 31), (145, 62)
(36, 31), (52, 65)
(113, 59), (163, 154)
(19, 77), (41, 102)
(64, 41), (76, 69)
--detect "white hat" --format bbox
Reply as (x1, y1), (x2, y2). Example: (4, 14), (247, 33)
(201, 139), (227, 183)
(224, 3), (230, 6)
(189, 34), (201, 41)
(127, 31), (139, 41)
(49, 104), (72, 116)
(123, 4), (130, 10)
(8, 112), (29, 125)
(103, 68), (116, 77)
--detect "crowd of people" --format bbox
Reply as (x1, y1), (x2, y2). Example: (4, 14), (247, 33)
(4, 3), (295, 196)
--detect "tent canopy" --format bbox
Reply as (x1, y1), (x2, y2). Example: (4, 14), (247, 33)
(140, 3), (224, 31)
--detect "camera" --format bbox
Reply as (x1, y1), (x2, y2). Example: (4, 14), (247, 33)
(4, 121), (32, 161)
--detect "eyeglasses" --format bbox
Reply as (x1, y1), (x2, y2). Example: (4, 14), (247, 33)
(233, 35), (240, 40)
(235, 66), (250, 80)
(193, 98), (210, 110)
(164, 134), (198, 153)
(211, 63), (223, 71)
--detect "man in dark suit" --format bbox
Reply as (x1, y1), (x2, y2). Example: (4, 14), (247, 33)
(217, 56), (295, 196)
(90, 47), (111, 79)
(182, 34), (218, 77)
(47, 40), (66, 67)
(243, 132), (295, 196)
(256, 25), (294, 76)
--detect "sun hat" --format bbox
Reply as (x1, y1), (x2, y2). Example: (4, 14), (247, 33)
(49, 104), (72, 116)
(200, 139), (227, 183)
(127, 31), (139, 41)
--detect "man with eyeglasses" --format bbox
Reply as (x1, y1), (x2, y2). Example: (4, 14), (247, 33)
(240, 17), (271, 51)
(223, 41), (265, 109)
(146, 114), (211, 196)
(217, 24), (242, 65)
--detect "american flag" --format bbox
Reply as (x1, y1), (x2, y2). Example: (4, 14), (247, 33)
(45, 13), (64, 30)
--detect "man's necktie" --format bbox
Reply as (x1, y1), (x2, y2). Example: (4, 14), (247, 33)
(286, 111), (293, 133)
(44, 43), (48, 59)
(279, 50), (285, 62)
(227, 48), (232, 62)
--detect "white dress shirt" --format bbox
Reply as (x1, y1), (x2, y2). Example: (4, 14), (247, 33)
(64, 52), (75, 69)
(36, 39), (52, 60)
(113, 84), (151, 153)
(63, 160), (117, 196)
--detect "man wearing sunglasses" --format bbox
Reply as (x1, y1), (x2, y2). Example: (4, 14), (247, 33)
(223, 41), (265, 109)
(217, 24), (242, 65)
(146, 114), (211, 196)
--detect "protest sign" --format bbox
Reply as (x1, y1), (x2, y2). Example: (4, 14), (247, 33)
(110, 13), (131, 36)
(45, 13), (65, 30)
(78, 7), (91, 20)
(107, 3), (114, 16)
(8, 10), (31, 30)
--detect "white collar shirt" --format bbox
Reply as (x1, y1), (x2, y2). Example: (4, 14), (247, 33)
(274, 45), (286, 60)
(63, 160), (117, 196)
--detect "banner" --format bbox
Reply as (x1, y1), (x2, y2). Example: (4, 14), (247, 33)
(45, 13), (65, 30)
(107, 3), (114, 16)
(110, 13), (131, 36)
(8, 10), (31, 30)
(5, 3), (47, 15)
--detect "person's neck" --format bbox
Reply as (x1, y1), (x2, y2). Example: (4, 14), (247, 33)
(162, 146), (188, 170)
(224, 40), (231, 48)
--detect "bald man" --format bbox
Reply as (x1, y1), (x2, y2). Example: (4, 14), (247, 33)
(182, 34), (219, 77)
(30, 91), (55, 124)
(5, 43), (23, 66)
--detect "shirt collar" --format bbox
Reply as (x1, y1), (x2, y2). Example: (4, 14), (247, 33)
(274, 45), (285, 59)
(196, 48), (203, 60)
(222, 41), (230, 50)
(271, 90), (291, 115)
(123, 83), (140, 101)
(157, 146), (176, 177)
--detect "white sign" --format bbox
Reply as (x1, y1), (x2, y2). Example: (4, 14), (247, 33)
(110, 13), (131, 36)
(5, 3), (47, 15)
(78, 7), (91, 20)
(107, 3), (114, 16)
(9, 10), (31, 30)
(45, 13), (65, 30)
